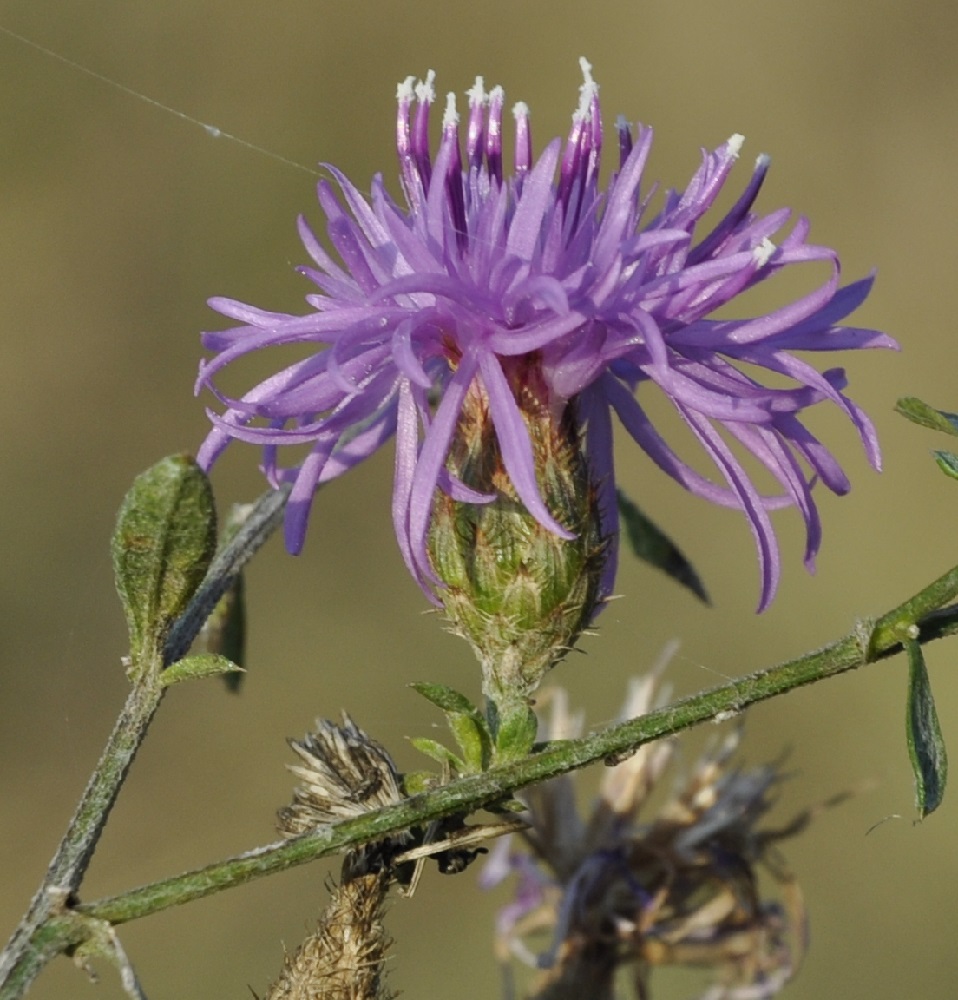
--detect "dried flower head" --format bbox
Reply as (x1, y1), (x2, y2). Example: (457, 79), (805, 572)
(278, 714), (410, 877)
(197, 59), (896, 611)
(481, 668), (821, 1000)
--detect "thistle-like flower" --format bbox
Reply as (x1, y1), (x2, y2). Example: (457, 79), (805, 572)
(196, 58), (896, 612)
(480, 670), (823, 1000)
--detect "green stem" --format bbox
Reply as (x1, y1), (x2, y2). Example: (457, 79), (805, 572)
(0, 487), (289, 1000)
(3, 558), (957, 998)
(0, 675), (165, 998)
(73, 593), (958, 926)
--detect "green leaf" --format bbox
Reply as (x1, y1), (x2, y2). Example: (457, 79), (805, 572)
(904, 638), (949, 818)
(410, 682), (491, 772)
(401, 771), (436, 796)
(112, 455), (217, 672)
(196, 503), (253, 692)
(160, 653), (243, 688)
(617, 490), (709, 603)
(447, 713), (492, 773)
(933, 450), (958, 482)
(410, 682), (481, 715)
(198, 576), (246, 692)
(895, 397), (958, 437)
(409, 737), (464, 772)
(493, 704), (538, 763)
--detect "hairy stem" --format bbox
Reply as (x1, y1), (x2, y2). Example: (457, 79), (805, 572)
(0, 486), (289, 999)
(75, 586), (958, 925)
(2, 551), (956, 999)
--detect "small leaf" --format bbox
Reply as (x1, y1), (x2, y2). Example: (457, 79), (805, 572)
(160, 653), (243, 688)
(409, 737), (464, 772)
(410, 682), (481, 715)
(895, 397), (958, 437)
(617, 490), (709, 604)
(447, 713), (492, 773)
(199, 576), (246, 691)
(933, 450), (958, 482)
(112, 455), (217, 671)
(493, 705), (538, 763)
(402, 771), (436, 796)
(197, 503), (253, 691)
(904, 637), (949, 818)
(410, 683), (491, 772)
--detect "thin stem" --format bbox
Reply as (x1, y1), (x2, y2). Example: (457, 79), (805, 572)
(3, 550), (956, 998)
(0, 676), (165, 998)
(0, 487), (289, 999)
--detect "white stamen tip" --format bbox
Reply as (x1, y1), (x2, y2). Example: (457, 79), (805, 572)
(578, 56), (594, 86)
(442, 92), (459, 129)
(396, 76), (416, 102)
(753, 237), (776, 267)
(512, 100), (529, 122)
(466, 76), (487, 107)
(756, 152), (772, 169)
(727, 133), (745, 158)
(415, 69), (436, 105)
(575, 56), (599, 122)
(614, 113), (629, 132)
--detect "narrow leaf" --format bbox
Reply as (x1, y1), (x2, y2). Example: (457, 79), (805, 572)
(112, 455), (217, 669)
(410, 682), (491, 772)
(160, 653), (243, 688)
(197, 503), (254, 691)
(895, 396), (958, 437)
(904, 638), (949, 818)
(447, 713), (493, 773)
(617, 489), (709, 603)
(409, 737), (464, 772)
(410, 682), (481, 715)
(494, 705), (539, 763)
(933, 450), (958, 482)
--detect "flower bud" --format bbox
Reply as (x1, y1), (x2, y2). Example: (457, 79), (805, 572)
(429, 363), (607, 722)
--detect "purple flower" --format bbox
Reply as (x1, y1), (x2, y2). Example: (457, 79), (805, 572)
(196, 58), (897, 611)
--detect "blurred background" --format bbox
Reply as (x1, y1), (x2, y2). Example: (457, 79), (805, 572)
(1, 1), (956, 997)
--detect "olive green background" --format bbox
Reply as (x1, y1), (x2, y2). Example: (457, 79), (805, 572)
(1, 2), (956, 997)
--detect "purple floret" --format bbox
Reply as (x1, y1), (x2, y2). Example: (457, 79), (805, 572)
(196, 58), (897, 610)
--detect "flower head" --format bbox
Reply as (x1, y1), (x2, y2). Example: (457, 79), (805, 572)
(480, 665), (824, 999)
(196, 59), (896, 611)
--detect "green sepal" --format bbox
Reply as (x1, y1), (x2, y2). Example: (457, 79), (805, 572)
(409, 737), (465, 772)
(492, 703), (539, 763)
(112, 455), (217, 675)
(904, 637), (949, 818)
(617, 489), (709, 604)
(895, 396), (958, 437)
(410, 682), (492, 772)
(160, 653), (243, 689)
(933, 450), (958, 482)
